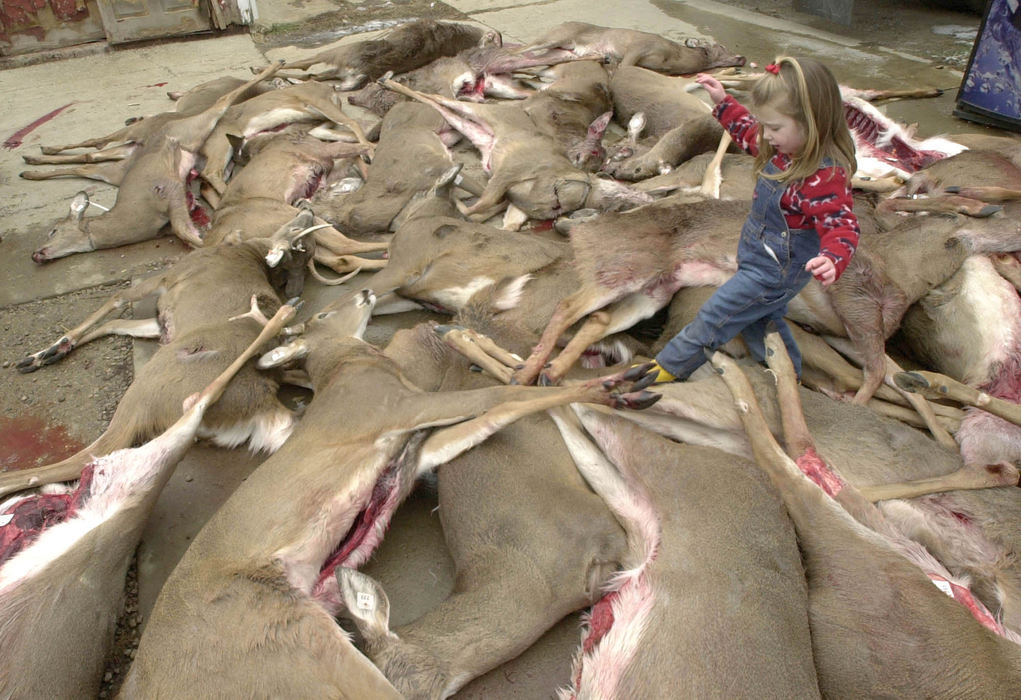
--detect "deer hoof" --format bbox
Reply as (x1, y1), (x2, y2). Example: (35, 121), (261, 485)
(892, 371), (930, 393)
(16, 356), (41, 373)
(618, 390), (662, 411)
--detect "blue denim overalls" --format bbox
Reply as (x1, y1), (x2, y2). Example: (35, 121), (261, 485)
(655, 159), (825, 380)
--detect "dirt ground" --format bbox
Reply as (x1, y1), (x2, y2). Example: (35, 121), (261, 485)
(0, 0), (1003, 697)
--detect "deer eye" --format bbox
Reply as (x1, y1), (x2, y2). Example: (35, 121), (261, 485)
(48, 228), (56, 239)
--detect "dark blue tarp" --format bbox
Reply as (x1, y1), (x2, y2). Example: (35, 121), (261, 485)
(955, 0), (1021, 131)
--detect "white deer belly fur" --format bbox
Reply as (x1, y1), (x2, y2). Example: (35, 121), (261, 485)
(197, 405), (296, 453)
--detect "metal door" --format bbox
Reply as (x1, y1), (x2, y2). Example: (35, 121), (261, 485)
(94, 0), (211, 45)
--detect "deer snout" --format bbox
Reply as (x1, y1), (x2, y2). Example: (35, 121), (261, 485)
(32, 248), (52, 264)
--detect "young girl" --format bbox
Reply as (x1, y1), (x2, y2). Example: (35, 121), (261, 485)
(648, 56), (859, 383)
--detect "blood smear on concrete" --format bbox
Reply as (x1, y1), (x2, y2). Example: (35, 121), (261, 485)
(0, 416), (84, 470)
(3, 102), (74, 150)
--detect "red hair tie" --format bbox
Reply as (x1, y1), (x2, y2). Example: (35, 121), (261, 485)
(765, 63), (780, 75)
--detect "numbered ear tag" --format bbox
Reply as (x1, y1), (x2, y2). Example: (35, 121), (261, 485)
(0, 513), (13, 527)
(931, 578), (954, 597)
(357, 591), (375, 611)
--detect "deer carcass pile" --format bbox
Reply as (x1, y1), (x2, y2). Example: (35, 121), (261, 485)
(6, 16), (1021, 699)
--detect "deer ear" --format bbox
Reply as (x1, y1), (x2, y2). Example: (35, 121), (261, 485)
(70, 192), (90, 219)
(257, 338), (309, 368)
(336, 567), (393, 645)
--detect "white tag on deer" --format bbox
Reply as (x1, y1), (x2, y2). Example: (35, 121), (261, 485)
(931, 578), (954, 597)
(0, 513), (13, 527)
(356, 591), (375, 611)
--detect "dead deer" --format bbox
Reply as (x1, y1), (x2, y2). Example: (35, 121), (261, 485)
(18, 75), (280, 183)
(276, 19), (500, 87)
(515, 21), (744, 74)
(434, 317), (1021, 633)
(340, 315), (818, 698)
(347, 56), (483, 117)
(293, 309), (632, 698)
(708, 333), (1021, 696)
(2, 209), (325, 500)
(197, 80), (373, 195)
(895, 254), (1021, 469)
(546, 406), (819, 698)
(311, 102), (458, 236)
(601, 65), (726, 181)
(877, 139), (1021, 215)
(380, 77), (651, 222)
(0, 300), (297, 700)
(122, 288), (657, 697)
(520, 60), (613, 172)
(197, 129), (388, 277)
(30, 61), (284, 263)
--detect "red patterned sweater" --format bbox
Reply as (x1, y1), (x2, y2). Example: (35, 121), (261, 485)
(715, 95), (860, 280)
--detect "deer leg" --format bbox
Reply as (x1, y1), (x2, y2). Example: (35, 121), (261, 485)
(304, 99), (372, 150)
(17, 275), (167, 372)
(20, 161), (127, 185)
(437, 327), (516, 384)
(511, 290), (610, 385)
(312, 222), (390, 255)
(169, 60), (284, 152)
(991, 253), (1021, 291)
(440, 327), (522, 379)
(380, 79), (497, 158)
(699, 131), (732, 199)
(543, 284), (669, 384)
(878, 194), (1002, 218)
(859, 462), (1019, 502)
(848, 87), (944, 102)
(22, 143), (135, 165)
(850, 175), (902, 193)
(944, 185), (1021, 203)
(884, 356), (958, 450)
(414, 367), (658, 474)
(895, 370), (1021, 427)
(314, 250), (386, 274)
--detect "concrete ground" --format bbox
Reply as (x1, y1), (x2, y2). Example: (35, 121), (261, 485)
(0, 0), (1004, 696)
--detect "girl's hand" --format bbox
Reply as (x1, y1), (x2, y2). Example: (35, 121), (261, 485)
(805, 256), (837, 286)
(694, 73), (727, 104)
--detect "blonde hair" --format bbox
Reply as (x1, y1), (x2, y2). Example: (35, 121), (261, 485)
(751, 56), (856, 184)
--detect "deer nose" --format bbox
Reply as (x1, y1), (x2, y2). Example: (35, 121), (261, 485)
(31, 249), (49, 264)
